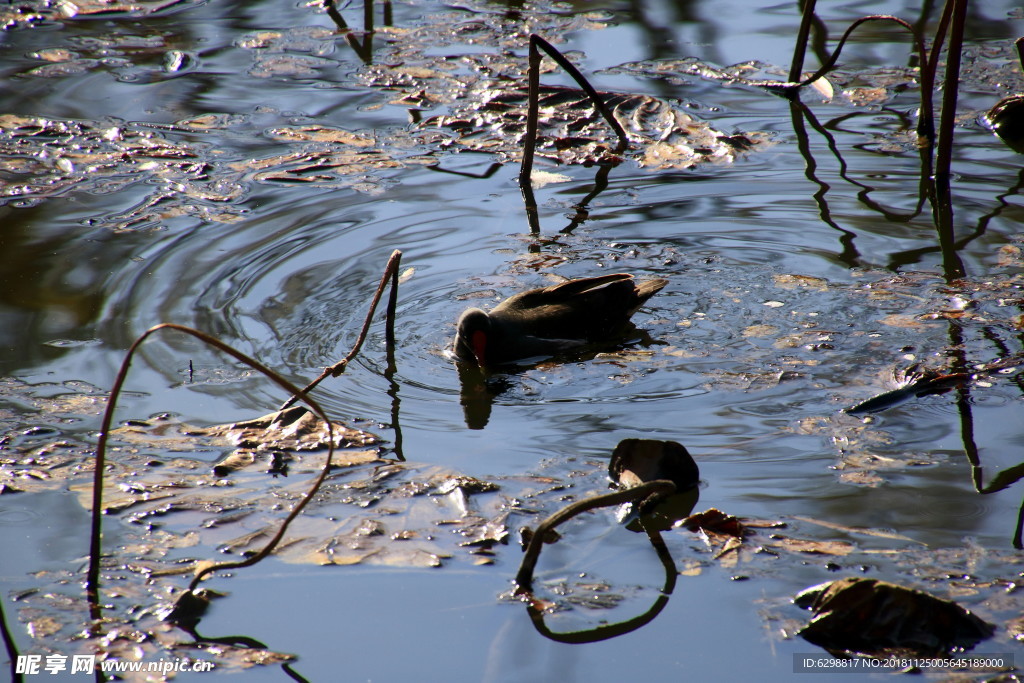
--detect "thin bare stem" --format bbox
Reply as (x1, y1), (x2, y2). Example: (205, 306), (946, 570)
(0, 595), (20, 683)
(524, 522), (677, 643)
(934, 0), (967, 181)
(771, 15), (934, 142)
(929, 0), (968, 281)
(515, 480), (676, 592)
(788, 0), (819, 83)
(518, 34), (629, 234)
(87, 324), (336, 610)
(925, 0), (955, 80)
(385, 250), (399, 362)
(531, 35), (629, 153)
(908, 0), (948, 149)
(323, 0), (345, 28)
(323, 0), (375, 62)
(280, 249), (402, 411)
(363, 0), (372, 34)
(519, 38), (542, 234)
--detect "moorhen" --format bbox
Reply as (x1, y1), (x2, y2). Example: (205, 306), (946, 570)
(453, 273), (668, 367)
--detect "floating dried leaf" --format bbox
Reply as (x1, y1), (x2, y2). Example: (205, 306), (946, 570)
(610, 439), (699, 491)
(770, 537), (854, 556)
(742, 324), (778, 338)
(211, 450), (257, 476)
(1008, 616), (1024, 641)
(432, 475), (499, 496)
(266, 126), (376, 146)
(200, 406), (377, 452)
(684, 508), (750, 546)
(60, 0), (200, 18)
(773, 274), (829, 291)
(877, 313), (930, 329)
(530, 170), (572, 187)
(420, 84), (767, 169)
(806, 76), (834, 101)
(838, 470), (884, 487)
(27, 616), (62, 639)
(795, 577), (995, 657)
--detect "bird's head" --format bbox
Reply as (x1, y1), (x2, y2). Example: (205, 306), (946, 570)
(454, 308), (491, 367)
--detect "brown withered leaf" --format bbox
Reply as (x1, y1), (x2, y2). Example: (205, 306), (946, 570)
(795, 577), (995, 658)
(59, 0), (198, 18)
(210, 450), (258, 477)
(682, 508), (761, 566)
(268, 466), (502, 568)
(199, 406), (378, 452)
(844, 87), (889, 106)
(266, 126), (376, 147)
(683, 508), (750, 542)
(1008, 616), (1024, 642)
(837, 470), (885, 487)
(773, 274), (830, 291)
(211, 645), (295, 670)
(421, 84), (768, 169)
(26, 616), (62, 639)
(72, 407), (383, 516)
(0, 4), (45, 29)
(457, 511), (510, 549)
(768, 538), (854, 556)
(0, 114), (247, 227)
(684, 509), (875, 566)
(433, 475), (500, 496)
(791, 516), (923, 545)
(877, 313), (932, 329)
(609, 438), (699, 492)
(109, 408), (381, 478)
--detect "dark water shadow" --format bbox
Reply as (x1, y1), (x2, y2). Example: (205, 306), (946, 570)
(525, 525), (679, 644)
(954, 378), (1024, 549)
(1, 593), (22, 683)
(517, 439), (700, 642)
(182, 625), (309, 683)
(324, 0), (392, 63)
(454, 327), (661, 429)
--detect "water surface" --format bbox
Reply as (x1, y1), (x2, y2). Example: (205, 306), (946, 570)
(1, 0), (1023, 679)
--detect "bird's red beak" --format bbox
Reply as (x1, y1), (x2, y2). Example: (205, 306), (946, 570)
(471, 330), (487, 366)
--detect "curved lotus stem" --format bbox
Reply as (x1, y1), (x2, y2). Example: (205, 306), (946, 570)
(514, 479), (677, 592)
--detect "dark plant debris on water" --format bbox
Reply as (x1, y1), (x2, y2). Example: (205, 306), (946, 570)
(795, 577), (996, 659)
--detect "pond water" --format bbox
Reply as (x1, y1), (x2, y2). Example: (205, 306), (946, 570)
(2, 0), (1024, 680)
